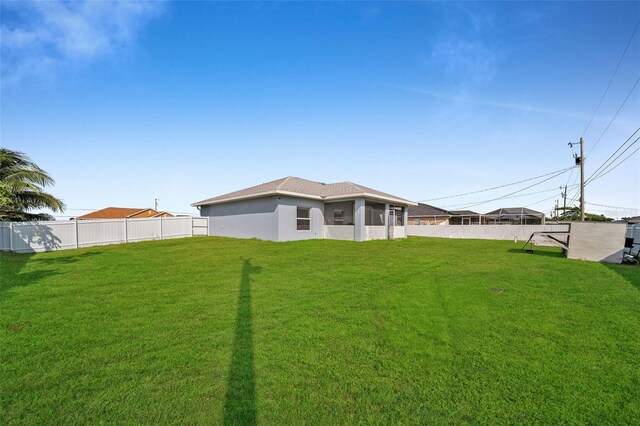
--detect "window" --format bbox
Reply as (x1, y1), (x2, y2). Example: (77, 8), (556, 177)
(414, 218), (420, 225)
(333, 210), (344, 225)
(297, 207), (311, 231)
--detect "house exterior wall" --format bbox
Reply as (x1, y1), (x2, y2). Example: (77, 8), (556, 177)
(201, 196), (279, 241)
(324, 225), (355, 240)
(276, 196), (324, 241)
(199, 195), (412, 242)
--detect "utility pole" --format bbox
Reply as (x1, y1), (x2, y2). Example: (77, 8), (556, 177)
(568, 138), (585, 221)
(154, 198), (159, 211)
(579, 137), (585, 221)
(561, 185), (567, 210)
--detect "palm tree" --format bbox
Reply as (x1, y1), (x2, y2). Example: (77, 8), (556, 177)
(0, 148), (65, 221)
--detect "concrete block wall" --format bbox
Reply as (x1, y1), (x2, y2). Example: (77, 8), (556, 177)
(567, 222), (627, 264)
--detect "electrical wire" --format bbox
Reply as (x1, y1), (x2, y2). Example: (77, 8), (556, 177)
(417, 167), (574, 202)
(587, 134), (640, 184)
(567, 129), (640, 205)
(587, 75), (640, 156)
(441, 184), (579, 209)
(582, 17), (640, 139)
(588, 142), (640, 183)
(451, 168), (572, 210)
(525, 192), (562, 208)
(586, 202), (640, 211)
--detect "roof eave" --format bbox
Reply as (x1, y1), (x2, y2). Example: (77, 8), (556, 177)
(323, 193), (417, 206)
(191, 190), (324, 207)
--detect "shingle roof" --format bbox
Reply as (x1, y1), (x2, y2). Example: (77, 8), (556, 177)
(448, 210), (479, 216)
(408, 203), (451, 217)
(192, 176), (416, 206)
(77, 207), (150, 220)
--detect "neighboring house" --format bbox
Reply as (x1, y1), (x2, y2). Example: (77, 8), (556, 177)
(408, 203), (451, 225)
(482, 208), (545, 225)
(410, 206), (546, 225)
(448, 210), (482, 225)
(76, 207), (174, 220)
(192, 176), (416, 242)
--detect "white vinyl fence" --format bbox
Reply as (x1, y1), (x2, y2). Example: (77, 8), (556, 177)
(406, 224), (570, 241)
(0, 217), (209, 253)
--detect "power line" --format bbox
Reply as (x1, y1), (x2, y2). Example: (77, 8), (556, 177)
(588, 142), (640, 183)
(586, 202), (640, 211)
(418, 167), (573, 202)
(586, 128), (640, 183)
(582, 17), (640, 139)
(526, 192), (562, 208)
(567, 129), (640, 204)
(453, 168), (572, 210)
(587, 134), (640, 184)
(587, 75), (640, 156)
(442, 184), (579, 209)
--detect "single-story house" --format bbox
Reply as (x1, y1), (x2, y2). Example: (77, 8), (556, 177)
(407, 203), (451, 225)
(76, 207), (174, 220)
(448, 210), (482, 225)
(192, 176), (416, 242)
(482, 207), (545, 225)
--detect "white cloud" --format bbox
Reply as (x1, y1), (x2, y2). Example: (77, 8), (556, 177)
(429, 38), (500, 83)
(400, 85), (639, 131)
(1, 0), (165, 85)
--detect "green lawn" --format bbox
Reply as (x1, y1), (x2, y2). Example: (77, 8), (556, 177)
(1, 236), (639, 424)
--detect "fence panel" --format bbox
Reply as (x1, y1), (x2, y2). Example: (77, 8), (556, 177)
(0, 216), (202, 253)
(78, 219), (125, 247)
(11, 221), (77, 253)
(192, 217), (209, 236)
(0, 223), (10, 251)
(162, 217), (193, 238)
(407, 224), (570, 241)
(127, 218), (161, 242)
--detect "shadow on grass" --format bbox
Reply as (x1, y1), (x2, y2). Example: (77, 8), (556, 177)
(506, 248), (565, 258)
(223, 258), (262, 426)
(0, 251), (101, 299)
(605, 264), (640, 290)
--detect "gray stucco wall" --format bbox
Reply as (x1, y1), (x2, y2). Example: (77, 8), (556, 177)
(201, 196), (279, 241)
(276, 196), (324, 241)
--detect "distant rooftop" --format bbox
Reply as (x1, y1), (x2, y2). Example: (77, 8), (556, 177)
(77, 207), (172, 220)
(408, 203), (451, 217)
(448, 210), (479, 216)
(484, 207), (544, 217)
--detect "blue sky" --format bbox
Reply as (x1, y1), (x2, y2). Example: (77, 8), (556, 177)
(2, 1), (639, 219)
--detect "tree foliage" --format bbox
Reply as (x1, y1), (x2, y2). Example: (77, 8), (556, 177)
(558, 207), (613, 222)
(0, 148), (65, 221)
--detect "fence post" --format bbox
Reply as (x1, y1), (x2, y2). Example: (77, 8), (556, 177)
(160, 217), (163, 240)
(9, 222), (14, 252)
(75, 220), (79, 249)
(124, 218), (128, 243)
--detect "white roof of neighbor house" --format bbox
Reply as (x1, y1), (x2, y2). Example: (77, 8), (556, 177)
(192, 176), (417, 207)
